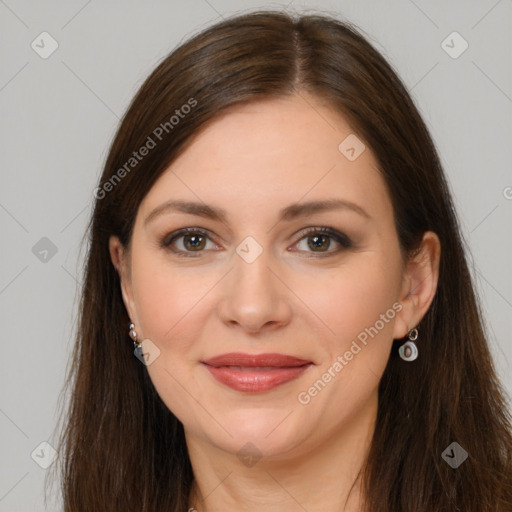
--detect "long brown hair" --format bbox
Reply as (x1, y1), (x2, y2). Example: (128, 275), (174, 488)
(48, 10), (512, 511)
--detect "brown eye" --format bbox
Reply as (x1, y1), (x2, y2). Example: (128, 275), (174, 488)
(293, 227), (352, 255)
(163, 228), (217, 255)
(182, 233), (206, 251)
(307, 234), (331, 252)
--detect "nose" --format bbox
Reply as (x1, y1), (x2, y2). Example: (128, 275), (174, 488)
(217, 247), (292, 334)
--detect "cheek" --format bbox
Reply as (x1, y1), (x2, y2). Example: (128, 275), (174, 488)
(129, 252), (217, 416)
(297, 253), (402, 346)
(292, 253), (402, 410)
(131, 249), (217, 345)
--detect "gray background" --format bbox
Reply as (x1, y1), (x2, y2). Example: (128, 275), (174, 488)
(1, 0), (510, 510)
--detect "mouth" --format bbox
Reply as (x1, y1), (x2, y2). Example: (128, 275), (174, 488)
(201, 352), (313, 393)
(202, 352), (312, 368)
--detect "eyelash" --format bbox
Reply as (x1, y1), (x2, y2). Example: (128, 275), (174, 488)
(161, 226), (352, 258)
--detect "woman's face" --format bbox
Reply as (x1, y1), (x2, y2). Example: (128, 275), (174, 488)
(112, 95), (423, 460)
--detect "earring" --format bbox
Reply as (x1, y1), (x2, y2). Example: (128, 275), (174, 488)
(399, 327), (419, 361)
(129, 322), (142, 356)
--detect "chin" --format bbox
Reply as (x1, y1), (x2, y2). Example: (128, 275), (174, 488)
(204, 408), (311, 458)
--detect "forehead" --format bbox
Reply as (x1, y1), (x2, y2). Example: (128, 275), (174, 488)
(138, 95), (390, 221)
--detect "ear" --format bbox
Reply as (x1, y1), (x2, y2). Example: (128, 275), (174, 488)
(109, 235), (137, 323)
(393, 231), (441, 339)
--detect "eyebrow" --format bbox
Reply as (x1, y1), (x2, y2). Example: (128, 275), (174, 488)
(144, 198), (371, 226)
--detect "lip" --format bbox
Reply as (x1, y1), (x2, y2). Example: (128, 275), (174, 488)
(202, 352), (312, 368)
(201, 352), (313, 393)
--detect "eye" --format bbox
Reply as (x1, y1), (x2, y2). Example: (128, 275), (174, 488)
(162, 226), (352, 257)
(162, 228), (219, 255)
(291, 227), (352, 255)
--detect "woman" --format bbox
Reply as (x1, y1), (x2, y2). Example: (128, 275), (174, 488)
(50, 10), (512, 511)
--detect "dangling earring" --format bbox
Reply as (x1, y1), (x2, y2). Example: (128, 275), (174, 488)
(399, 327), (419, 361)
(129, 322), (142, 357)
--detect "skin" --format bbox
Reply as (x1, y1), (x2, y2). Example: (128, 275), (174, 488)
(110, 94), (440, 511)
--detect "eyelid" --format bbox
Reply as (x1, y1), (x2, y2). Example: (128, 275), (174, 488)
(162, 226), (352, 256)
(290, 226), (352, 253)
(162, 226), (211, 244)
(162, 227), (220, 256)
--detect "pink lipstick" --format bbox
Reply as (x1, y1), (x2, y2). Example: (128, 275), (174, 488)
(201, 352), (313, 392)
